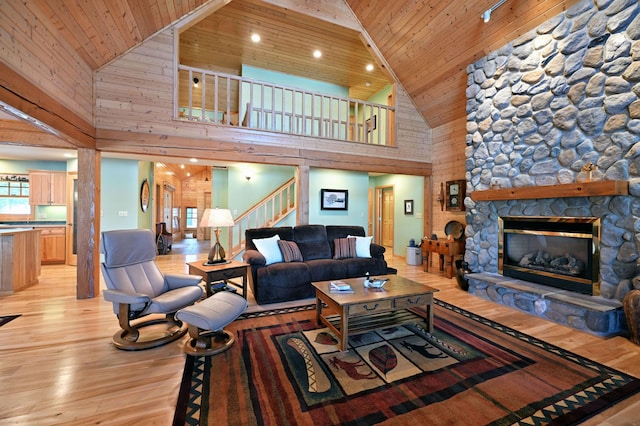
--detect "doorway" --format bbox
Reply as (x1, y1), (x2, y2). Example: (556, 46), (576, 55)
(66, 172), (77, 266)
(376, 185), (394, 249)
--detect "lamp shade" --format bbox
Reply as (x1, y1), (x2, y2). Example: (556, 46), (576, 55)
(199, 208), (235, 228)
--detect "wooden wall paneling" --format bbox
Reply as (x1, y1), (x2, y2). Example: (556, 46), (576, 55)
(0, 1), (94, 123)
(430, 116), (467, 238)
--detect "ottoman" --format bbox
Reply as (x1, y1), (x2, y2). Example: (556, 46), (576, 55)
(176, 291), (248, 356)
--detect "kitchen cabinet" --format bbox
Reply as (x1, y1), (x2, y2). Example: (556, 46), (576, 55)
(29, 170), (67, 205)
(38, 227), (66, 264)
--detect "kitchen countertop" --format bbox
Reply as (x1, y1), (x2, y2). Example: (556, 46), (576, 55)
(0, 221), (66, 228)
(0, 227), (42, 235)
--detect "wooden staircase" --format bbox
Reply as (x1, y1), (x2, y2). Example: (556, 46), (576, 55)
(226, 177), (296, 258)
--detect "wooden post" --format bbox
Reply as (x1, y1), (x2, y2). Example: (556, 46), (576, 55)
(296, 165), (309, 225)
(76, 148), (101, 299)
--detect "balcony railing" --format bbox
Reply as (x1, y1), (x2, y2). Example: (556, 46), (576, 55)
(177, 65), (394, 146)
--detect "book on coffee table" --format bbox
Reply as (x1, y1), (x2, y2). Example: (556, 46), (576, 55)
(330, 281), (354, 293)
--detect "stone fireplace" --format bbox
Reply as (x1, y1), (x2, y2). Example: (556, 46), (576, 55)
(499, 216), (600, 296)
(460, 1), (640, 336)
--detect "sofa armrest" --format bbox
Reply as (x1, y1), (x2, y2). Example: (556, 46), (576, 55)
(243, 249), (266, 266)
(370, 243), (386, 258)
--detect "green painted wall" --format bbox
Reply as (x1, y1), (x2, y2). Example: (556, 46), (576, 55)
(309, 168), (369, 228)
(100, 158), (138, 232)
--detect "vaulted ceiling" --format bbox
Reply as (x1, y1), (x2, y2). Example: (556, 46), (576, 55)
(17, 0), (580, 129)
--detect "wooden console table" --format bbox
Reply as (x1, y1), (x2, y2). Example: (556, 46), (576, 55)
(421, 238), (465, 279)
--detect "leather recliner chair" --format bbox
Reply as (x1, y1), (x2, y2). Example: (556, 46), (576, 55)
(101, 228), (203, 350)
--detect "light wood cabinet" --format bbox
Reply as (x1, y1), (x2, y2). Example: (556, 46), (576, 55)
(28, 170), (67, 205)
(39, 227), (66, 264)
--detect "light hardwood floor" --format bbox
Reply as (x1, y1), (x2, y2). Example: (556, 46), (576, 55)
(1, 240), (639, 425)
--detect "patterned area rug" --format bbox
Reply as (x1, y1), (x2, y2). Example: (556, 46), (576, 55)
(0, 315), (20, 327)
(173, 300), (640, 425)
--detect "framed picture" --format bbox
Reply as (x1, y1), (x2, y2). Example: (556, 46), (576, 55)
(404, 199), (414, 215)
(321, 189), (348, 210)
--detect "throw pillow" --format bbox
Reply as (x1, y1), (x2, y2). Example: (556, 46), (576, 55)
(348, 235), (373, 258)
(278, 240), (303, 262)
(253, 234), (283, 265)
(334, 237), (357, 259)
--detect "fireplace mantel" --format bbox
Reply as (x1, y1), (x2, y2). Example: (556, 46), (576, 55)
(470, 180), (628, 201)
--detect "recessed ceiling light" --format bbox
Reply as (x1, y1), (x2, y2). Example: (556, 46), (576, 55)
(189, 158), (198, 163)
(180, 164), (185, 169)
(366, 63), (374, 72)
(365, 81), (372, 87)
(251, 33), (261, 43)
(313, 49), (322, 58)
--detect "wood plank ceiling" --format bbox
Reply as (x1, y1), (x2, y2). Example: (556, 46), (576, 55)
(23, 0), (580, 129)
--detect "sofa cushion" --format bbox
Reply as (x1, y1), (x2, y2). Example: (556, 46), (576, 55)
(349, 235), (373, 258)
(333, 237), (357, 259)
(293, 225), (331, 260)
(343, 257), (388, 278)
(278, 240), (303, 262)
(253, 234), (283, 265)
(306, 259), (347, 282)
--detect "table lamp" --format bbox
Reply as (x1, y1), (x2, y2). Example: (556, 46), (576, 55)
(200, 208), (235, 265)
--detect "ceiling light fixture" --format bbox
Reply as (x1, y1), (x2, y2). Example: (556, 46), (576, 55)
(193, 77), (199, 87)
(251, 33), (261, 43)
(482, 0), (507, 23)
(313, 49), (322, 58)
(365, 63), (374, 72)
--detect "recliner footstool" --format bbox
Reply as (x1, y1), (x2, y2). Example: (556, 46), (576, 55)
(176, 291), (248, 356)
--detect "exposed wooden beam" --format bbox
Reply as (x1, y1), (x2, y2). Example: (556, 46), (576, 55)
(96, 128), (432, 176)
(0, 62), (95, 149)
(0, 119), (78, 149)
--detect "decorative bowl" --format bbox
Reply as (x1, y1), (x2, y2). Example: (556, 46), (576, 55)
(367, 279), (389, 289)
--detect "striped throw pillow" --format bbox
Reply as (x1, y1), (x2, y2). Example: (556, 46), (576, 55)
(333, 237), (357, 259)
(277, 240), (303, 262)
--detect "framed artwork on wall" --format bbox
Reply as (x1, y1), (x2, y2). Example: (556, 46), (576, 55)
(321, 189), (348, 210)
(404, 199), (414, 215)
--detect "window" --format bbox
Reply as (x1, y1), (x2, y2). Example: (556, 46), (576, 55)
(186, 207), (198, 228)
(0, 176), (31, 215)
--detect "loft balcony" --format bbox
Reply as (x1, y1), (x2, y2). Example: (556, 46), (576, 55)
(177, 65), (395, 146)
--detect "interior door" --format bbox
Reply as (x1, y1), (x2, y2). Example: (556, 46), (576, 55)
(381, 186), (394, 247)
(66, 172), (77, 266)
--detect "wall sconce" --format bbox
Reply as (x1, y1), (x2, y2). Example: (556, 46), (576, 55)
(193, 77), (199, 87)
(245, 175), (251, 181)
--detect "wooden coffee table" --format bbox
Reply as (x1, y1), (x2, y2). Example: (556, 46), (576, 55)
(312, 275), (439, 351)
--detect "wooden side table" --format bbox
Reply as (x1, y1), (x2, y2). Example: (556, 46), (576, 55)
(187, 259), (249, 298)
(421, 238), (465, 279)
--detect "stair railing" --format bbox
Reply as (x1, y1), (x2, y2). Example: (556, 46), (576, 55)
(226, 177), (296, 258)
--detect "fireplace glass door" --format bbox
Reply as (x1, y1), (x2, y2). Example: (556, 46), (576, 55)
(499, 217), (600, 295)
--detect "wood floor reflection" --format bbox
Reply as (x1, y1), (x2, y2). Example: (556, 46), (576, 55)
(0, 241), (638, 424)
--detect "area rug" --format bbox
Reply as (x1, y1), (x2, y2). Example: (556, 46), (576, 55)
(0, 315), (20, 327)
(173, 300), (640, 425)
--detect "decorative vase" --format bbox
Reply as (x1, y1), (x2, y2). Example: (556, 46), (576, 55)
(455, 260), (470, 291)
(623, 289), (640, 345)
